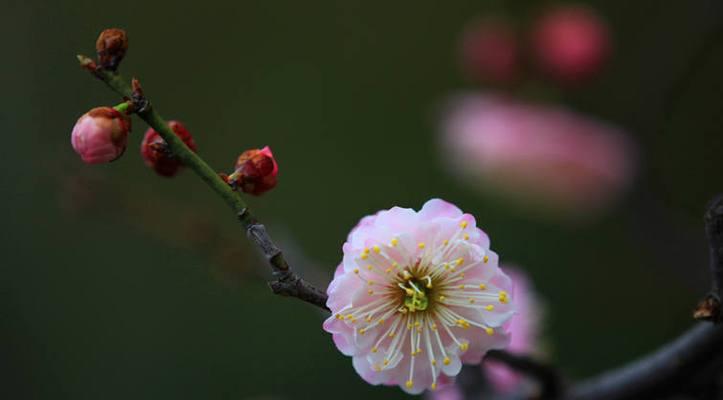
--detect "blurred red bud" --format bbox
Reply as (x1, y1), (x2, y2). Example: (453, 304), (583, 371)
(460, 18), (520, 84)
(532, 5), (610, 84)
(140, 121), (197, 177)
(96, 28), (128, 71)
(230, 146), (278, 196)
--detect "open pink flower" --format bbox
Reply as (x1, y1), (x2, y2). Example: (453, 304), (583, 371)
(485, 268), (544, 392)
(441, 94), (636, 218)
(323, 199), (516, 394)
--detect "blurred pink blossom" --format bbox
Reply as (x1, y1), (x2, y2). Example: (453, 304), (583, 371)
(485, 268), (544, 392)
(532, 4), (610, 84)
(459, 18), (520, 84)
(441, 94), (636, 218)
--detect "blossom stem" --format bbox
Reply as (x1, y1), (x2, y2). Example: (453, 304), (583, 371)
(79, 59), (329, 310)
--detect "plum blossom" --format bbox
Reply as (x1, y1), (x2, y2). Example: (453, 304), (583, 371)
(485, 268), (544, 392)
(441, 94), (636, 218)
(323, 199), (516, 394)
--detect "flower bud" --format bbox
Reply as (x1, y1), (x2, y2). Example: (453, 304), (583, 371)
(531, 5), (610, 84)
(459, 18), (520, 84)
(71, 107), (131, 164)
(229, 146), (278, 195)
(140, 121), (197, 177)
(96, 28), (128, 71)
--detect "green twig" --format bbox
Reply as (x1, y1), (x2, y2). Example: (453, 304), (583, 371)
(77, 55), (329, 311)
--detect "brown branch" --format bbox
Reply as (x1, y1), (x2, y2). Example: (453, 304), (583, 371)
(696, 194), (723, 322)
(485, 350), (565, 399)
(565, 195), (723, 400)
(239, 210), (330, 311)
(566, 323), (723, 400)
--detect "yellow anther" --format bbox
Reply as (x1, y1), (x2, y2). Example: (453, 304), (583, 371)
(459, 272), (465, 278)
(483, 255), (489, 263)
(367, 265), (373, 271)
(443, 263), (450, 270)
(391, 262), (399, 268)
(407, 323), (413, 330)
(431, 383), (438, 391)
(350, 318), (357, 323)
(388, 332), (396, 338)
(431, 359), (437, 366)
(414, 321), (421, 328)
(363, 248), (370, 255)
(373, 364), (380, 372)
(460, 220), (468, 229)
(383, 359), (390, 366)
(443, 239), (449, 246)
(361, 253), (368, 260)
(456, 257), (464, 266)
(431, 323), (438, 330)
(390, 238), (399, 247)
(458, 284), (465, 289)
(498, 290), (509, 304)
(479, 283), (487, 290)
(373, 245), (381, 253)
(468, 298), (476, 304)
(358, 328), (366, 335)
(368, 280), (374, 286)
(405, 380), (413, 389)
(353, 268), (360, 274)
(463, 233), (470, 240)
(485, 305), (495, 311)
(371, 346), (378, 353)
(402, 270), (413, 280)
(345, 314), (354, 320)
(457, 319), (470, 329)
(385, 267), (393, 274)
(443, 357), (451, 365)
(335, 314), (343, 320)
(459, 342), (469, 351)
(405, 288), (415, 296)
(378, 319), (385, 325)
(367, 289), (374, 295)
(438, 295), (446, 302)
(365, 316), (373, 322)
(485, 327), (495, 336)
(418, 242), (426, 249)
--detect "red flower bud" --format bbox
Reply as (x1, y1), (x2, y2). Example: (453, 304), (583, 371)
(531, 5), (610, 84)
(96, 28), (128, 71)
(229, 146), (278, 195)
(140, 121), (197, 177)
(71, 106), (131, 164)
(459, 18), (520, 84)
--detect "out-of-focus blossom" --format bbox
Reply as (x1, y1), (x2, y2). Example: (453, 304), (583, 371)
(323, 199), (516, 394)
(140, 120), (197, 177)
(485, 268), (544, 392)
(459, 18), (520, 84)
(71, 106), (131, 164)
(227, 146), (278, 195)
(441, 94), (636, 218)
(531, 5), (610, 83)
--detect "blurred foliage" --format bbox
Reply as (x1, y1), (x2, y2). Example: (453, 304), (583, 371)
(2, 0), (723, 398)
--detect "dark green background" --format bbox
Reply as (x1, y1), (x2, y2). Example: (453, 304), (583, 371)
(3, 0), (722, 398)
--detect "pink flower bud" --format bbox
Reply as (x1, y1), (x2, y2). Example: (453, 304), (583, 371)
(140, 121), (197, 177)
(459, 18), (520, 84)
(71, 107), (131, 164)
(229, 146), (278, 195)
(532, 5), (610, 83)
